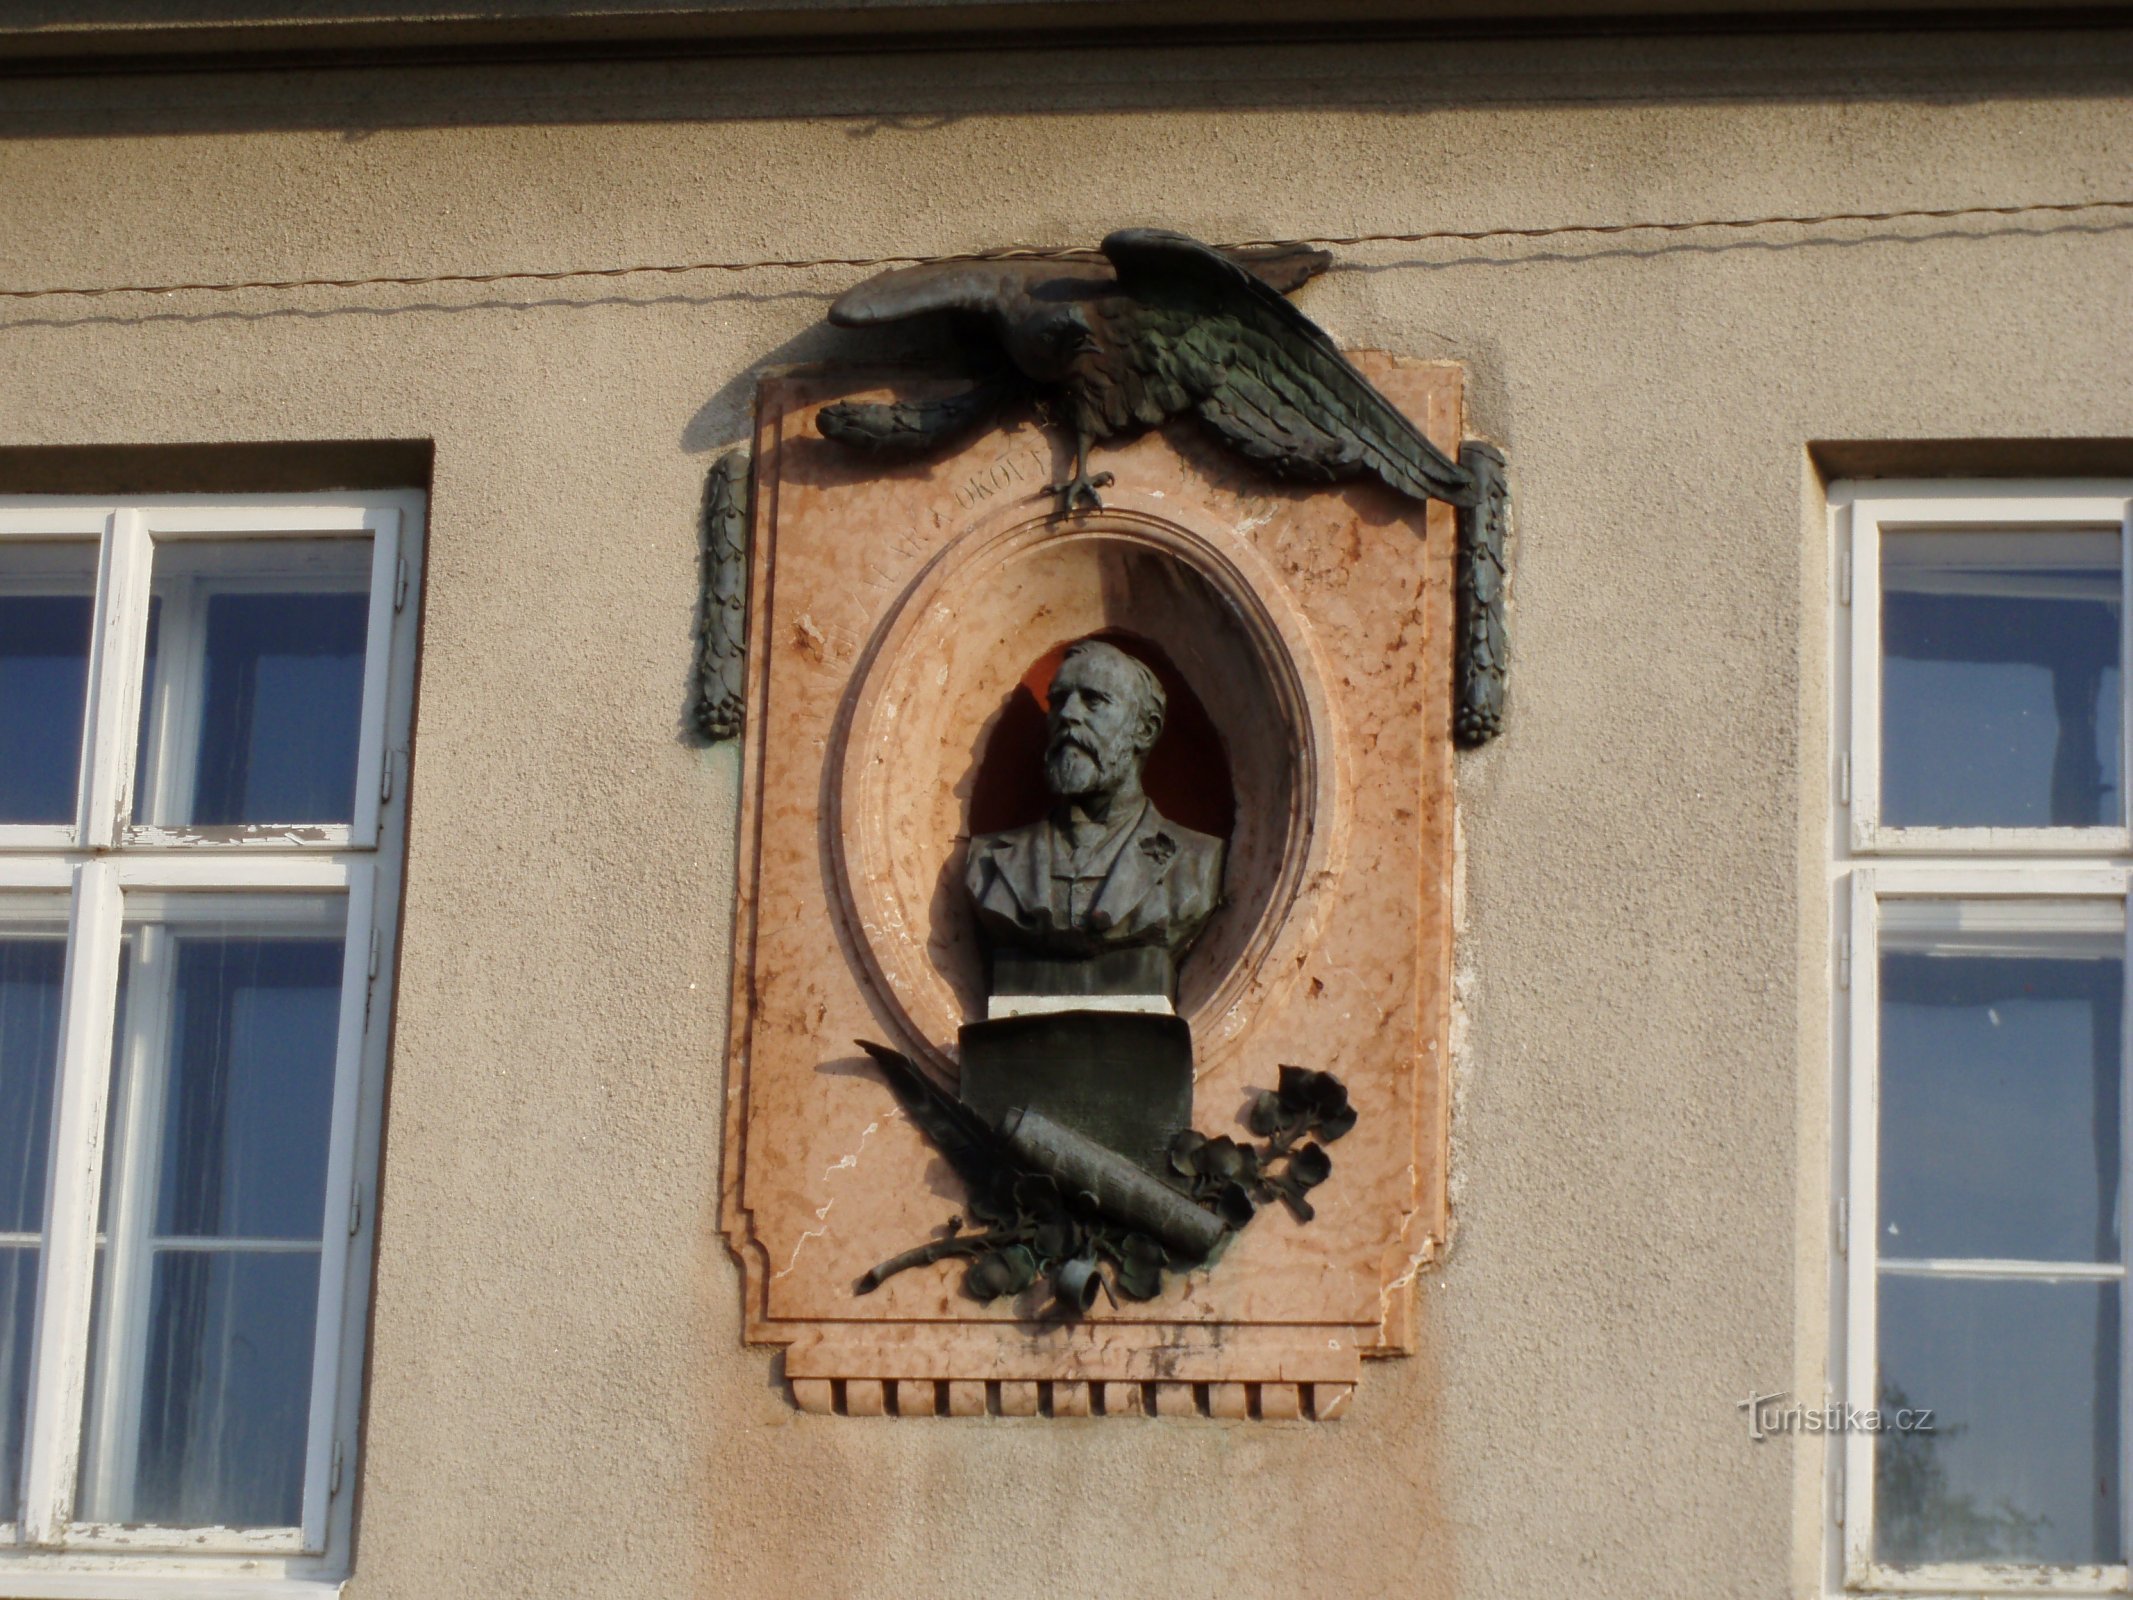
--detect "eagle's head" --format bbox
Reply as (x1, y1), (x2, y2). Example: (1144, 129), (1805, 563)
(1006, 303), (1099, 384)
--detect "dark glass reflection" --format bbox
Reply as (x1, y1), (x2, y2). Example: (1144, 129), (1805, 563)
(1882, 532), (2122, 828)
(0, 1249), (35, 1523)
(129, 1250), (319, 1528)
(0, 939), (63, 1235)
(1880, 952), (2122, 1262)
(0, 937), (63, 1516)
(157, 938), (341, 1242)
(1877, 1276), (2121, 1566)
(191, 594), (367, 826)
(0, 594), (93, 825)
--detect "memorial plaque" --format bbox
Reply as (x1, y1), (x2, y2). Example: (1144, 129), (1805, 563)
(718, 352), (1463, 1416)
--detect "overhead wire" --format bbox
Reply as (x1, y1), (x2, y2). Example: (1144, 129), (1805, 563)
(2, 195), (2128, 304)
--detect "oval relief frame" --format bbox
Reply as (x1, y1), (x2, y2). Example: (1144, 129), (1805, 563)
(830, 504), (1346, 1073)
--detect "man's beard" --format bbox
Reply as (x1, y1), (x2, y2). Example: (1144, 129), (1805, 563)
(1045, 733), (1119, 799)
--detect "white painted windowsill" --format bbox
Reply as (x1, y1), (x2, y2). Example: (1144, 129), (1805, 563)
(0, 1574), (341, 1599)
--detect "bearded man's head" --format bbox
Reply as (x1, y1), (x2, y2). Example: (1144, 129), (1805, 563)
(1043, 640), (1166, 803)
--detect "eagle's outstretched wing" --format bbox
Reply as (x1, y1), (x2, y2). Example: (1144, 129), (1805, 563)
(816, 383), (1006, 456)
(1102, 228), (1476, 508)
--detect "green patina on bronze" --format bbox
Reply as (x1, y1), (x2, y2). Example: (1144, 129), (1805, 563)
(818, 228), (1475, 517)
(855, 1041), (1352, 1314)
(813, 227), (1511, 745)
(693, 449), (750, 742)
(1455, 441), (1510, 748)
(851, 631), (1356, 1315)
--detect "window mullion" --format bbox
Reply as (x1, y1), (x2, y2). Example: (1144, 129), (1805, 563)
(79, 512), (150, 851)
(19, 861), (122, 1543)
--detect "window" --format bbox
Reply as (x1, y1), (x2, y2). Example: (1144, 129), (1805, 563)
(0, 493), (420, 1595)
(1835, 481), (2133, 1594)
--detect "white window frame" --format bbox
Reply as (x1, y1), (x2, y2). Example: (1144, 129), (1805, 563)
(0, 493), (421, 1598)
(1833, 479), (2133, 1599)
(1846, 483), (2133, 857)
(0, 507), (112, 855)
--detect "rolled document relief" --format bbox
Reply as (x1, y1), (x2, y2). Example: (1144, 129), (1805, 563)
(996, 1106), (1226, 1261)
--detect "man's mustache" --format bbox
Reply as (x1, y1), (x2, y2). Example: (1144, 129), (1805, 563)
(1047, 726), (1098, 758)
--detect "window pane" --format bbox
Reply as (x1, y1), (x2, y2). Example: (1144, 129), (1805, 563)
(0, 1248), (35, 1525)
(1, 922), (66, 1522)
(0, 935), (65, 1236)
(155, 936), (342, 1240)
(0, 543), (98, 825)
(78, 894), (345, 1530)
(1880, 931), (2122, 1262)
(1882, 529), (2123, 828)
(1876, 1275), (2121, 1567)
(129, 1251), (318, 1529)
(136, 539), (371, 828)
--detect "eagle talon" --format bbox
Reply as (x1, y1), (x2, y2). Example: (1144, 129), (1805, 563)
(1051, 470), (1114, 517)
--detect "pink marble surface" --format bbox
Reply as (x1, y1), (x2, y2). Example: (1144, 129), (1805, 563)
(720, 356), (1457, 1388)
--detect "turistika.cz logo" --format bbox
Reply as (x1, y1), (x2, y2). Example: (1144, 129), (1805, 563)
(1738, 1392), (1935, 1441)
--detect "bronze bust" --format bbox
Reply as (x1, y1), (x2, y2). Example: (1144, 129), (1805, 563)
(966, 639), (1223, 1003)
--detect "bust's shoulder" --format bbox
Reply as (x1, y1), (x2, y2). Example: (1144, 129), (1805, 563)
(968, 819), (1047, 859)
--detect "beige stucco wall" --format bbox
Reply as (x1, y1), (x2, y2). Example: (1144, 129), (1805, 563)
(2, 24), (2130, 1598)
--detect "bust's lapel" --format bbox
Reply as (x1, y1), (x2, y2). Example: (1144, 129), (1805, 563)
(1088, 802), (1167, 935)
(981, 820), (1052, 922)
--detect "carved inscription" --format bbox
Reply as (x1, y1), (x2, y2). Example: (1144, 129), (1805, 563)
(951, 445), (1048, 513)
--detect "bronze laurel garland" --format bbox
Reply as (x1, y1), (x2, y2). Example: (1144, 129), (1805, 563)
(857, 1044), (1355, 1315)
(694, 450), (750, 742)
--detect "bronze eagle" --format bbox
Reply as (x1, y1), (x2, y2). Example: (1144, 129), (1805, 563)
(819, 228), (1477, 516)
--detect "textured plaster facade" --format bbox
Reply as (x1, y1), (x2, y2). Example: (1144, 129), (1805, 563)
(2, 20), (2131, 1599)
